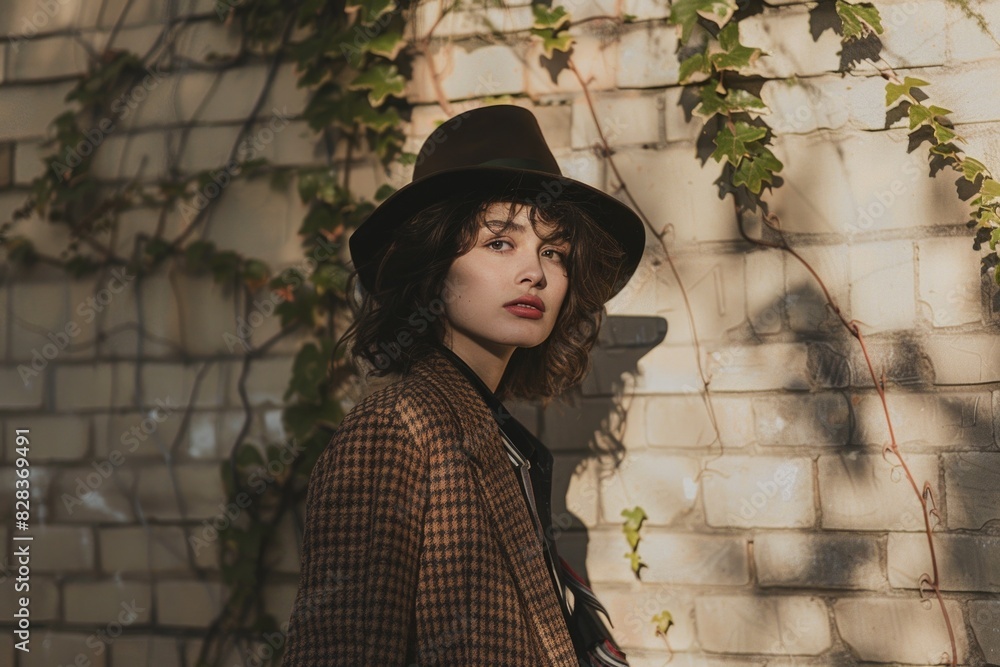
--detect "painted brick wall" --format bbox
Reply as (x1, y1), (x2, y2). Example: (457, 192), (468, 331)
(1, 0), (999, 665)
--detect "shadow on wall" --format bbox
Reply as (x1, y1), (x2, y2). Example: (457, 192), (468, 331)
(535, 274), (999, 663)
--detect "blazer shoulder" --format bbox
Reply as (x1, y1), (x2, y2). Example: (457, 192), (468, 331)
(335, 368), (465, 444)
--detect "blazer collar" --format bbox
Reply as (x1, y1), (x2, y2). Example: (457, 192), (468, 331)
(406, 346), (580, 667)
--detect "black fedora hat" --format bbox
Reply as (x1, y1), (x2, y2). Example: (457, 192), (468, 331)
(349, 104), (646, 298)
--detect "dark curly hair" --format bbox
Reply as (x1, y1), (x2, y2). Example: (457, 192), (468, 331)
(334, 187), (628, 404)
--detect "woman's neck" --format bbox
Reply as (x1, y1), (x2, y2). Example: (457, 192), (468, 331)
(442, 336), (514, 394)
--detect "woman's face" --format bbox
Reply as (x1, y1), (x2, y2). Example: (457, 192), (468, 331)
(441, 202), (571, 357)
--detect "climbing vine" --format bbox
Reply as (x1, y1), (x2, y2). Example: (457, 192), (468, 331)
(1, 0), (992, 663)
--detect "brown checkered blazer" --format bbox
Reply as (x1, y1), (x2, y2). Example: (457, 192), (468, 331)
(282, 345), (581, 666)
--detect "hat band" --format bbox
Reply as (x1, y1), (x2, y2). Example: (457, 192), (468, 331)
(477, 157), (551, 171)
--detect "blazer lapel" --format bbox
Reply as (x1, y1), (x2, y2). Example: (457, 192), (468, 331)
(410, 350), (579, 667)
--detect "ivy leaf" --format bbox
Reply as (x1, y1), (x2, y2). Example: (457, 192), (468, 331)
(733, 145), (783, 194)
(625, 550), (646, 574)
(931, 121), (957, 144)
(621, 505), (647, 550)
(653, 611), (674, 636)
(344, 0), (395, 24)
(670, 0), (738, 42)
(531, 3), (570, 30)
(907, 104), (932, 130)
(990, 227), (1000, 251)
(285, 343), (327, 404)
(695, 84), (768, 118)
(347, 63), (406, 107)
(981, 179), (1000, 205)
(835, 0), (884, 40)
(885, 76), (930, 107)
(961, 157), (989, 183)
(708, 22), (762, 72)
(242, 259), (271, 291)
(367, 29), (405, 60)
(678, 52), (711, 84)
(530, 27), (575, 58)
(711, 121), (767, 166)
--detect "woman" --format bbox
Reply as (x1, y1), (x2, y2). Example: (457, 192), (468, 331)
(282, 105), (645, 667)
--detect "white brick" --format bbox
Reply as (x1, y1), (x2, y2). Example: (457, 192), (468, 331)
(552, 454), (599, 528)
(171, 18), (242, 64)
(695, 595), (831, 654)
(101, 526), (190, 573)
(606, 145), (738, 244)
(889, 532), (1000, 593)
(818, 453), (938, 530)
(947, 3), (1000, 62)
(784, 244), (850, 333)
(409, 43), (524, 102)
(93, 406), (183, 460)
(850, 392), (992, 450)
(525, 34), (618, 97)
(140, 361), (230, 409)
(555, 149), (605, 190)
(53, 362), (139, 411)
(0, 574), (59, 621)
(746, 248), (785, 335)
(136, 464), (226, 519)
(631, 344), (704, 394)
(917, 237), (985, 327)
(16, 631), (107, 667)
(185, 409), (255, 460)
(570, 92), (662, 149)
(616, 23), (679, 88)
(599, 585), (695, 651)
(660, 253), (747, 344)
(853, 0), (948, 72)
(702, 456), (814, 528)
(0, 193), (79, 258)
(705, 342), (811, 392)
(0, 81), (74, 141)
(663, 85), (702, 144)
(64, 580), (153, 623)
(762, 77), (852, 136)
(834, 598), (967, 664)
(156, 580), (225, 626)
(4, 34), (90, 80)
(756, 531), (886, 589)
(944, 453), (1000, 529)
(52, 465), (136, 522)
(970, 601), (1000, 664)
(622, 0), (670, 21)
(29, 525), (95, 572)
(9, 279), (73, 361)
(753, 394), (850, 447)
(111, 636), (184, 667)
(647, 394), (754, 449)
(913, 60), (1000, 126)
(849, 240), (916, 333)
(559, 530), (748, 585)
(67, 272), (141, 359)
(0, 367), (45, 408)
(244, 355), (295, 407)
(598, 452), (700, 525)
(768, 130), (967, 236)
(740, 4), (842, 77)
(200, 178), (310, 266)
(0, 0), (98, 34)
(925, 334), (1000, 384)
(89, 130), (171, 182)
(412, 2), (533, 38)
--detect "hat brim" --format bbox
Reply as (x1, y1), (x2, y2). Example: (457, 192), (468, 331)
(350, 165), (646, 298)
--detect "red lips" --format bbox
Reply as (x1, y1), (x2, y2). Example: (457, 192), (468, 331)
(503, 294), (545, 312)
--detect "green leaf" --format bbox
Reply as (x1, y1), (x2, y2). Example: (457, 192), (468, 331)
(836, 0), (884, 40)
(242, 259), (271, 289)
(678, 53), (711, 84)
(708, 22), (762, 72)
(530, 27), (575, 59)
(961, 158), (989, 183)
(282, 397), (343, 442)
(711, 121), (768, 166)
(285, 343), (327, 404)
(347, 64), (406, 107)
(367, 29), (405, 60)
(531, 3), (570, 30)
(344, 0), (395, 23)
(694, 84), (768, 118)
(669, 0), (738, 42)
(907, 104), (932, 130)
(653, 611), (674, 636)
(374, 183), (396, 201)
(732, 145), (783, 194)
(981, 179), (1000, 205)
(885, 76), (930, 107)
(624, 550), (646, 574)
(299, 204), (342, 236)
(932, 121), (957, 144)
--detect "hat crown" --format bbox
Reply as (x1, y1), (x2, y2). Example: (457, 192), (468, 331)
(413, 105), (562, 180)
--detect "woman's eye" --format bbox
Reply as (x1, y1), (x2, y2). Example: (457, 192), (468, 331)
(487, 239), (511, 251)
(544, 249), (567, 261)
